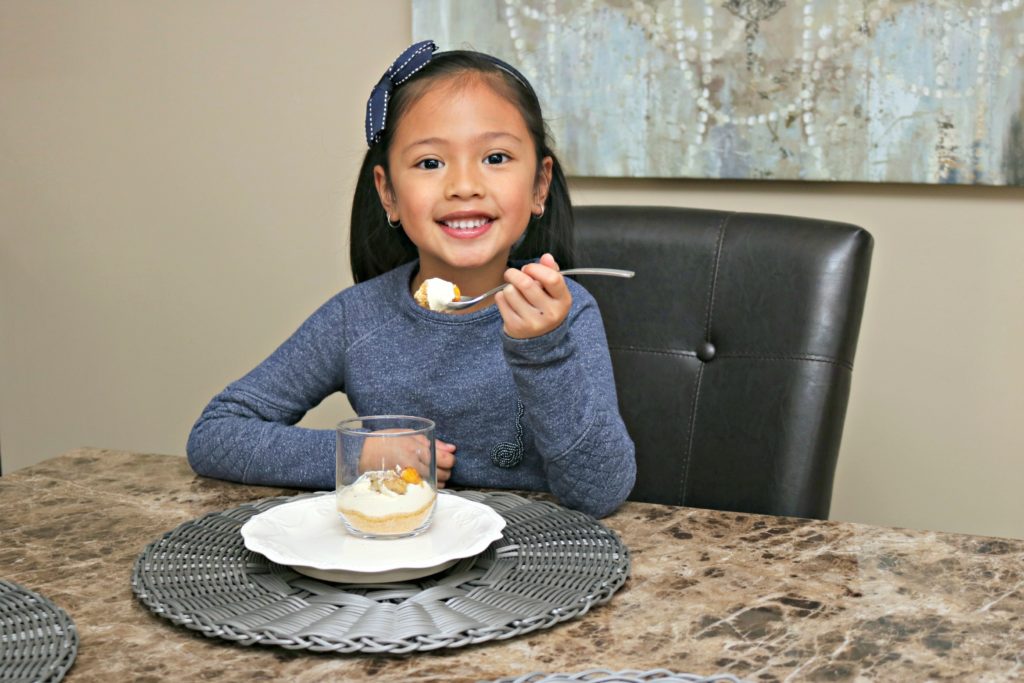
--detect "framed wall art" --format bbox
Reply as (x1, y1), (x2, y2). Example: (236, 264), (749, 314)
(413, 0), (1024, 184)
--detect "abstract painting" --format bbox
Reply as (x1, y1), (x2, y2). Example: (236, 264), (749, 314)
(413, 0), (1024, 184)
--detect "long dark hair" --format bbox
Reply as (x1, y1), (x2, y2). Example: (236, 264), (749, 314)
(350, 50), (575, 283)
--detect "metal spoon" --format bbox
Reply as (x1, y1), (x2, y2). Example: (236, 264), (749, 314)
(442, 267), (635, 310)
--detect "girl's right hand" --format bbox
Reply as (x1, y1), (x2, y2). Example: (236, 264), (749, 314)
(495, 253), (572, 339)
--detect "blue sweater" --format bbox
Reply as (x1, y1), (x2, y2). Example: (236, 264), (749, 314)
(186, 261), (636, 517)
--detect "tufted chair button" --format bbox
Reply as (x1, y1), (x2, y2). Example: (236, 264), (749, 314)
(696, 341), (716, 362)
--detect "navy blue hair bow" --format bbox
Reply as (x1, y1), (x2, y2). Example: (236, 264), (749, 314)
(365, 40), (438, 147)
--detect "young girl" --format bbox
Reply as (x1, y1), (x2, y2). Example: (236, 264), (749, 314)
(186, 41), (636, 518)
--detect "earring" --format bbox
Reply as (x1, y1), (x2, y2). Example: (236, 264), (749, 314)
(533, 207), (545, 220)
(385, 211), (401, 229)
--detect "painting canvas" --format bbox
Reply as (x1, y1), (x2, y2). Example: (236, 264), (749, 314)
(412, 0), (1024, 184)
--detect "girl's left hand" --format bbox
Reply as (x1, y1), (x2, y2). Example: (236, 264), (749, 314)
(495, 253), (572, 339)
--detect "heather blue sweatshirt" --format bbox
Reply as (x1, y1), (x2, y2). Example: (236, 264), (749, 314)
(186, 261), (636, 517)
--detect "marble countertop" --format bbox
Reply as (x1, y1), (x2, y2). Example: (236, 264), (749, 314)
(2, 448), (1022, 682)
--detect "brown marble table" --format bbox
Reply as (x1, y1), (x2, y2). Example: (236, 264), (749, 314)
(2, 448), (1022, 682)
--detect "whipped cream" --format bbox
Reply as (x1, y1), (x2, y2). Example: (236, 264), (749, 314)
(337, 471), (436, 518)
(415, 277), (460, 311)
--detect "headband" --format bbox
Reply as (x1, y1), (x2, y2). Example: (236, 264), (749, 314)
(365, 40), (537, 148)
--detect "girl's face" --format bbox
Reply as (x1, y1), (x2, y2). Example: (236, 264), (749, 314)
(374, 75), (552, 288)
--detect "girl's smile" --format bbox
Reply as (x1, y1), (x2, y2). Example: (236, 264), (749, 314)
(438, 211), (494, 239)
(373, 75), (552, 298)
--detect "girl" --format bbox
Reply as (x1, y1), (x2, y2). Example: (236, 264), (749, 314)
(186, 41), (636, 518)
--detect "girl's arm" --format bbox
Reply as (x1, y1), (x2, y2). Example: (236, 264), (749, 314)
(502, 291), (636, 517)
(185, 297), (348, 490)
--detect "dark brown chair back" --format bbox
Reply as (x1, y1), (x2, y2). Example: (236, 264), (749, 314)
(574, 205), (873, 519)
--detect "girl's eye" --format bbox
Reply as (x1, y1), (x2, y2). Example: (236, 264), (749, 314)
(416, 159), (443, 170)
(484, 153), (510, 165)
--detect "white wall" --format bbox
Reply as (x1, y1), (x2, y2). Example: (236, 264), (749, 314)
(2, 2), (1022, 539)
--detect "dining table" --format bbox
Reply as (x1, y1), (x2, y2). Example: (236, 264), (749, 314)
(2, 447), (1022, 682)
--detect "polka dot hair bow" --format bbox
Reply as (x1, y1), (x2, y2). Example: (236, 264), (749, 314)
(365, 39), (438, 147)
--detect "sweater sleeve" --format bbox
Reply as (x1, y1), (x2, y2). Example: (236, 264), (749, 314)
(185, 296), (347, 490)
(501, 291), (636, 517)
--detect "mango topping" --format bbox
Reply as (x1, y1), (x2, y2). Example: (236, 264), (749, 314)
(400, 467), (422, 485)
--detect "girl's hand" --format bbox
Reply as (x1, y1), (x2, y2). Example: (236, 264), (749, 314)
(495, 253), (572, 339)
(436, 439), (455, 488)
(357, 431), (457, 489)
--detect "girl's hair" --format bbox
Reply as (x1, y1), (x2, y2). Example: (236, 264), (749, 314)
(350, 50), (575, 283)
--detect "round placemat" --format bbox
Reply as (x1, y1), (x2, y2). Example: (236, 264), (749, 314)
(0, 580), (78, 683)
(131, 491), (630, 654)
(484, 670), (748, 683)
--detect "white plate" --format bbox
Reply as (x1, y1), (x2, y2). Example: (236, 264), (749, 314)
(241, 493), (506, 583)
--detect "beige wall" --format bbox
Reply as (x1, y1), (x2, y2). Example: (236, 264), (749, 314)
(2, 2), (1022, 539)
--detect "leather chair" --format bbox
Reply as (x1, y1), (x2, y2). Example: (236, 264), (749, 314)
(573, 206), (873, 519)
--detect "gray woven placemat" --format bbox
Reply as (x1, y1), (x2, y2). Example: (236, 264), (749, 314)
(131, 491), (630, 654)
(484, 672), (748, 683)
(0, 580), (78, 683)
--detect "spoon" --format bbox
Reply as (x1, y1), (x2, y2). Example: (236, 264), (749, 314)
(442, 267), (635, 310)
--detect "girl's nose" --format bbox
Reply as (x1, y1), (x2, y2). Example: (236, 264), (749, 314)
(444, 162), (484, 199)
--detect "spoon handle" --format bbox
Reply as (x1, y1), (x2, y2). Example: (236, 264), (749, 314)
(560, 267), (635, 278)
(446, 267), (634, 309)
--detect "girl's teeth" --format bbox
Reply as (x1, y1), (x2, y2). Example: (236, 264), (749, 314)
(446, 218), (488, 229)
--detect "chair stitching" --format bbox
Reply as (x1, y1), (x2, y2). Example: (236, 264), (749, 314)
(610, 347), (853, 371)
(715, 352), (854, 371)
(702, 213), (731, 339)
(609, 345), (697, 358)
(680, 363), (704, 504)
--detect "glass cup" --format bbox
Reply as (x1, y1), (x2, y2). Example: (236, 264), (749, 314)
(335, 415), (437, 539)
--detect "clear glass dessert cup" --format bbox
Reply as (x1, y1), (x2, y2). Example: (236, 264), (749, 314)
(336, 415), (437, 539)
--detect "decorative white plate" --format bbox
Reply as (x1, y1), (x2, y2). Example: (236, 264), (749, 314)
(240, 492), (506, 583)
